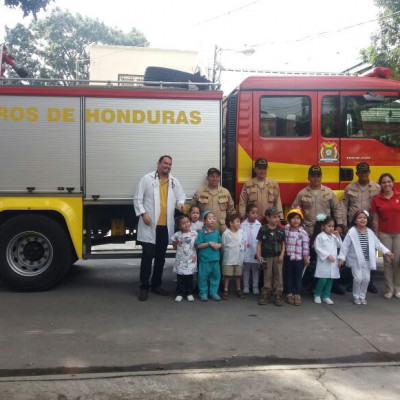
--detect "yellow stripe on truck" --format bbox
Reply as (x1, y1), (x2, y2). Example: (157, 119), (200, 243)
(0, 197), (83, 258)
(237, 144), (253, 183)
(268, 163), (339, 183)
(237, 144), (399, 184)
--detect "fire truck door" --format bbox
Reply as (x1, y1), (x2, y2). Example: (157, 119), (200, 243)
(318, 92), (341, 191)
(251, 91), (318, 204)
(338, 90), (400, 190)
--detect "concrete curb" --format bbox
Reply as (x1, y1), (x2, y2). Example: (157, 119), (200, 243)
(1, 361), (400, 382)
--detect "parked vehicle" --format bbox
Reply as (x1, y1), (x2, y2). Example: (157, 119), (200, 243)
(1, 65), (399, 290)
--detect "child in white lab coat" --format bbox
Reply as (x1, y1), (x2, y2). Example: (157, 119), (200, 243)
(241, 204), (261, 294)
(338, 210), (394, 305)
(312, 215), (342, 305)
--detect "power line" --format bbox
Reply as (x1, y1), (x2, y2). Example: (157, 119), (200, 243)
(194, 0), (263, 26)
(90, 0), (264, 62)
(246, 10), (400, 49)
(89, 8), (400, 64)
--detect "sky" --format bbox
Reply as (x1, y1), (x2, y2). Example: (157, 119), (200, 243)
(0, 0), (381, 92)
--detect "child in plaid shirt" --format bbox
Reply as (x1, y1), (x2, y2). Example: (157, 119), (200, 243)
(284, 208), (310, 306)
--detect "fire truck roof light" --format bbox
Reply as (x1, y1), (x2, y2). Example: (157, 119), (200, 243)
(364, 67), (392, 79)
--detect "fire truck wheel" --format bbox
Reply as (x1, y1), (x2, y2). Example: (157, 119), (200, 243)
(0, 214), (73, 291)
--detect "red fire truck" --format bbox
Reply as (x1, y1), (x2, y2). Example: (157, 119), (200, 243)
(1, 66), (399, 291)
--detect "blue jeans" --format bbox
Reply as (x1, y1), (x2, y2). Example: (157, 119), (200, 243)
(285, 258), (304, 295)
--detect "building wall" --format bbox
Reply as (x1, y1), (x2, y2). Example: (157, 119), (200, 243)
(89, 45), (199, 83)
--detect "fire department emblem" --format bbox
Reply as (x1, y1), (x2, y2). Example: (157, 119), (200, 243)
(319, 142), (339, 163)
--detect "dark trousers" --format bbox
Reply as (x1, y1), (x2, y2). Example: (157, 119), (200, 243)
(139, 226), (169, 290)
(285, 258), (304, 295)
(302, 247), (317, 290)
(176, 274), (194, 296)
(338, 266), (354, 285)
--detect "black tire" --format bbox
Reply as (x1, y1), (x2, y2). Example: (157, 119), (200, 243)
(0, 214), (73, 291)
(144, 67), (211, 90)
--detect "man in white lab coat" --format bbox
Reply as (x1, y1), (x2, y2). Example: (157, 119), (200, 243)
(134, 156), (186, 301)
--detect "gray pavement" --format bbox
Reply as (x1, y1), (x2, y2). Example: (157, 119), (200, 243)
(0, 259), (400, 398)
(1, 363), (400, 399)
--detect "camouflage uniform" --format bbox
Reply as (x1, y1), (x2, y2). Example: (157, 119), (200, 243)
(238, 178), (283, 221)
(191, 186), (235, 233)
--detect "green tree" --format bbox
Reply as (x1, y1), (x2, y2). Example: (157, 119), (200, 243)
(4, 0), (53, 18)
(361, 0), (400, 78)
(4, 8), (149, 83)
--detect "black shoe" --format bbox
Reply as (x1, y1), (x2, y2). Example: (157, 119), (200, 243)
(138, 288), (149, 301)
(368, 282), (378, 294)
(151, 286), (169, 296)
(346, 285), (353, 293)
(331, 284), (345, 295)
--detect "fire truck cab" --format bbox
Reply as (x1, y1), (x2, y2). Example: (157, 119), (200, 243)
(222, 68), (400, 203)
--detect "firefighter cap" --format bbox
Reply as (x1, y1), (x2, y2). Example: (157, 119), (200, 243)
(286, 207), (304, 221)
(356, 162), (370, 172)
(207, 167), (221, 176)
(255, 158), (268, 169)
(308, 165), (322, 176)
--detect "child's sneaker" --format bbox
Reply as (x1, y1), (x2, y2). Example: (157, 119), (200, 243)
(258, 289), (269, 305)
(222, 290), (229, 300)
(353, 297), (362, 305)
(200, 295), (208, 302)
(293, 295), (302, 306)
(286, 293), (294, 305)
(360, 299), (368, 305)
(236, 289), (245, 299)
(243, 286), (249, 294)
(175, 295), (183, 302)
(322, 297), (334, 305)
(253, 287), (260, 295)
(275, 292), (283, 306)
(210, 293), (221, 301)
(314, 295), (322, 304)
(187, 295), (195, 302)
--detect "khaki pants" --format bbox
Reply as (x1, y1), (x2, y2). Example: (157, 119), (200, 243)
(379, 232), (400, 295)
(263, 256), (283, 293)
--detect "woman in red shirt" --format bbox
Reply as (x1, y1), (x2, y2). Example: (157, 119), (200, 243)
(371, 173), (400, 299)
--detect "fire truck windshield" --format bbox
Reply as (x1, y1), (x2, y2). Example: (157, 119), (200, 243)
(347, 96), (400, 147)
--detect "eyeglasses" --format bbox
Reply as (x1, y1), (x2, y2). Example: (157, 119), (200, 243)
(207, 217), (217, 222)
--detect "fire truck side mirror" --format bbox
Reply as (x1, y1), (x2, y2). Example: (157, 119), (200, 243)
(339, 168), (354, 182)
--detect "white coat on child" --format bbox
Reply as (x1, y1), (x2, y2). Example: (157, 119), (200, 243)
(338, 227), (390, 274)
(314, 232), (342, 279)
(221, 228), (247, 266)
(338, 226), (391, 301)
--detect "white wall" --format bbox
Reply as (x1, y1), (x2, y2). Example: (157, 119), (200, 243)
(89, 45), (199, 82)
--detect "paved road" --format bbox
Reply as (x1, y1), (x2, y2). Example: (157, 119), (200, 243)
(0, 259), (399, 398)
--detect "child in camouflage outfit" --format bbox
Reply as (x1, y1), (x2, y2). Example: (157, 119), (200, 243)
(256, 207), (285, 306)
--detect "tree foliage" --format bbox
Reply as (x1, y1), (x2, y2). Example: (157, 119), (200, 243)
(4, 0), (53, 18)
(4, 8), (149, 83)
(361, 0), (400, 78)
